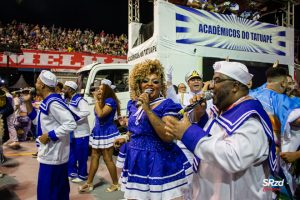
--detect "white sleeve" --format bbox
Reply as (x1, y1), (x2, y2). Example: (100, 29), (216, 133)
(166, 85), (180, 104)
(71, 100), (90, 122)
(195, 117), (269, 173)
(49, 102), (77, 138)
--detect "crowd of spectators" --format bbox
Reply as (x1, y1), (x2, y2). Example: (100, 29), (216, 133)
(185, 0), (268, 21)
(0, 20), (128, 56)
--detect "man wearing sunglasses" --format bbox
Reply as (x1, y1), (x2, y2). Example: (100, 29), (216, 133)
(165, 61), (277, 199)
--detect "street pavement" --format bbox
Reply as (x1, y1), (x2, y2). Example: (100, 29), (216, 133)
(0, 141), (125, 200)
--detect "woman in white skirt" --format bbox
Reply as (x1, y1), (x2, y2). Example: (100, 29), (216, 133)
(79, 79), (120, 193)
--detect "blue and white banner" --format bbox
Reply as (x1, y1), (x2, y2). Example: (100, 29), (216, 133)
(175, 5), (287, 56)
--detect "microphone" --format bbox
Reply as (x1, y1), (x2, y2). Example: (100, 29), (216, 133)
(136, 88), (153, 107)
(178, 91), (213, 115)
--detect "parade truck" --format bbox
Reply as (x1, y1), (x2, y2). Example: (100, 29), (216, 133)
(77, 0), (294, 129)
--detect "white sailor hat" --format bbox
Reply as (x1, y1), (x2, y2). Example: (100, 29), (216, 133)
(101, 79), (116, 90)
(64, 81), (78, 90)
(185, 70), (203, 83)
(39, 70), (57, 87)
(213, 61), (253, 86)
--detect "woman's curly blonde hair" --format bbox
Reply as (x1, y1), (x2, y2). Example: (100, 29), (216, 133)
(129, 59), (166, 100)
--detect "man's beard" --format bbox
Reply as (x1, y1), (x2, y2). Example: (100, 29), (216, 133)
(213, 88), (230, 111)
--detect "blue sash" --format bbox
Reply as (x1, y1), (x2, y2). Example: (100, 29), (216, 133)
(210, 99), (277, 175)
(250, 88), (300, 135)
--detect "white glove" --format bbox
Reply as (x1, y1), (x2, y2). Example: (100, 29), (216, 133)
(223, 1), (230, 6)
(166, 65), (173, 83)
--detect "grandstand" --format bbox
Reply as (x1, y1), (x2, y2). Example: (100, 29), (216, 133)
(0, 0), (299, 86)
(0, 20), (128, 86)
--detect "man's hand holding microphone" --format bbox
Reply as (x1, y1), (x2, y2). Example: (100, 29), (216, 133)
(165, 91), (212, 140)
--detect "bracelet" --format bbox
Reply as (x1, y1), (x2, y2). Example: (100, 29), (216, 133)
(117, 134), (130, 142)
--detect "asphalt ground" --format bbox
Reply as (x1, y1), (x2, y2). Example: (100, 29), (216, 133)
(0, 141), (125, 200)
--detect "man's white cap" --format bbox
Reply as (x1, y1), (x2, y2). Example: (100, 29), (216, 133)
(64, 81), (78, 90)
(213, 61), (253, 85)
(185, 70), (203, 83)
(39, 70), (57, 87)
(101, 79), (116, 90)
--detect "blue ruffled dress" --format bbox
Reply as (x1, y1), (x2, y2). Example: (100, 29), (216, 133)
(89, 98), (120, 149)
(120, 98), (193, 200)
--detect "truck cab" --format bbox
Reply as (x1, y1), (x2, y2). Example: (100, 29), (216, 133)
(77, 62), (131, 129)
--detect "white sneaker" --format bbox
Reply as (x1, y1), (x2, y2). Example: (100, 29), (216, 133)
(71, 178), (84, 183)
(3, 140), (12, 146)
(8, 141), (20, 149)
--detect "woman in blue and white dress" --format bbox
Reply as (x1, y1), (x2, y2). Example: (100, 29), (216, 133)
(79, 79), (121, 193)
(114, 59), (193, 200)
(116, 101), (132, 170)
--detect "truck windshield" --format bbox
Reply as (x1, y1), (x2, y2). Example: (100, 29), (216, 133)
(77, 71), (89, 94)
(92, 69), (129, 93)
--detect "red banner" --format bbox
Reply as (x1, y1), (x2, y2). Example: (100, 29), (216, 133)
(0, 49), (127, 70)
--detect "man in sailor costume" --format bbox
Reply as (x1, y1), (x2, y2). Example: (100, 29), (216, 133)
(23, 70), (78, 200)
(180, 70), (204, 108)
(165, 61), (277, 199)
(63, 81), (90, 183)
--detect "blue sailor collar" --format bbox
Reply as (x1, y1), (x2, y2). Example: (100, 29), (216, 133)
(133, 97), (165, 125)
(39, 93), (80, 121)
(210, 99), (277, 175)
(70, 93), (85, 108)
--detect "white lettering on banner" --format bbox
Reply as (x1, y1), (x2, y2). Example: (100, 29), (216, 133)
(82, 55), (95, 65)
(3, 54), (25, 64)
(61, 54), (81, 67)
(0, 50), (126, 70)
(94, 57), (107, 63)
(38, 53), (60, 66)
(111, 57), (129, 63)
(127, 45), (157, 62)
(21, 53), (35, 65)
